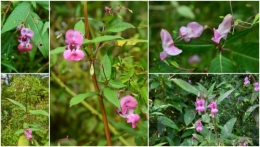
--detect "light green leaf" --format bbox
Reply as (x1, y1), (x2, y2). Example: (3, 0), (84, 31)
(70, 92), (97, 107)
(100, 54), (111, 80)
(209, 54), (236, 73)
(176, 5), (195, 19)
(83, 35), (123, 44)
(243, 104), (259, 122)
(29, 110), (49, 117)
(171, 78), (199, 96)
(184, 109), (196, 126)
(74, 19), (85, 36)
(107, 22), (135, 33)
(18, 135), (29, 146)
(116, 39), (147, 47)
(158, 116), (179, 131)
(217, 89), (234, 104)
(192, 134), (204, 142)
(138, 20), (147, 28)
(2, 2), (31, 34)
(109, 80), (126, 89)
(50, 47), (64, 55)
(252, 13), (259, 24)
(6, 98), (26, 112)
(103, 87), (120, 108)
(221, 117), (237, 138)
(14, 129), (24, 136)
(42, 21), (49, 36)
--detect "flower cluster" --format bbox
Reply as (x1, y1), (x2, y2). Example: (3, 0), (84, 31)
(244, 76), (250, 85)
(116, 95), (140, 128)
(207, 101), (218, 117)
(195, 98), (205, 112)
(196, 121), (203, 132)
(63, 30), (85, 61)
(18, 28), (34, 52)
(254, 82), (259, 91)
(24, 128), (33, 140)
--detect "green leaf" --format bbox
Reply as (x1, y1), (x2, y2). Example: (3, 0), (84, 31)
(243, 104), (259, 122)
(166, 137), (175, 146)
(103, 87), (120, 108)
(184, 109), (196, 126)
(217, 89), (234, 104)
(36, 1), (49, 10)
(27, 12), (49, 58)
(116, 39), (147, 47)
(171, 78), (199, 96)
(232, 43), (259, 72)
(83, 35), (123, 44)
(29, 110), (49, 117)
(252, 13), (259, 24)
(107, 22), (135, 32)
(69, 92), (97, 107)
(29, 43), (37, 61)
(6, 98), (26, 112)
(74, 19), (85, 36)
(181, 130), (193, 138)
(175, 40), (214, 53)
(197, 83), (207, 92)
(192, 134), (204, 142)
(2, 2), (31, 34)
(109, 120), (137, 135)
(18, 135), (29, 146)
(176, 5), (195, 19)
(1, 62), (18, 73)
(202, 114), (210, 123)
(150, 81), (160, 89)
(14, 129), (24, 136)
(101, 54), (111, 80)
(207, 82), (216, 96)
(50, 47), (64, 55)
(109, 80), (126, 89)
(170, 61), (179, 68)
(138, 19), (147, 28)
(42, 21), (49, 36)
(158, 116), (179, 131)
(221, 117), (237, 138)
(225, 27), (255, 44)
(209, 54), (236, 73)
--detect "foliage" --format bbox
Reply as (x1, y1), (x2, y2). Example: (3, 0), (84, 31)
(149, 74), (259, 146)
(149, 1), (259, 73)
(50, 1), (147, 146)
(1, 1), (49, 73)
(1, 74), (49, 146)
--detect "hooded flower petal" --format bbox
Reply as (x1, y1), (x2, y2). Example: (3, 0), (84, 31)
(21, 28), (34, 38)
(18, 43), (33, 52)
(126, 114), (140, 128)
(179, 22), (204, 42)
(65, 29), (84, 45)
(120, 95), (138, 115)
(63, 49), (85, 61)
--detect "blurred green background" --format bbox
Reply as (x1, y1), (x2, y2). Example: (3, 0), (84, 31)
(50, 1), (147, 146)
(149, 1), (259, 73)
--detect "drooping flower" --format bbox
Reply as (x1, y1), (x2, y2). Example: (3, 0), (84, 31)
(17, 28), (34, 52)
(24, 128), (33, 140)
(254, 82), (259, 91)
(211, 14), (233, 43)
(195, 98), (205, 112)
(244, 76), (250, 85)
(160, 29), (182, 60)
(195, 121), (203, 132)
(63, 30), (85, 61)
(207, 101), (218, 116)
(179, 22), (204, 42)
(116, 95), (140, 128)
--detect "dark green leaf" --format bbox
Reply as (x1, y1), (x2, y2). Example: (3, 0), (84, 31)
(36, 1), (49, 10)
(202, 114), (210, 123)
(207, 82), (216, 96)
(150, 81), (160, 89)
(221, 117), (237, 138)
(184, 109), (196, 126)
(2, 62), (18, 73)
(243, 104), (259, 122)
(158, 116), (179, 131)
(101, 54), (111, 80)
(217, 89), (234, 104)
(70, 92), (97, 107)
(166, 137), (175, 146)
(103, 87), (120, 108)
(171, 78), (199, 96)
(192, 134), (204, 142)
(209, 54), (236, 73)
(107, 22), (135, 32)
(6, 98), (26, 111)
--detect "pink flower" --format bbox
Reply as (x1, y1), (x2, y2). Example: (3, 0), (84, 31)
(179, 22), (204, 42)
(24, 128), (33, 140)
(195, 121), (203, 132)
(17, 28), (34, 52)
(160, 29), (182, 60)
(244, 76), (250, 85)
(18, 43), (33, 52)
(195, 98), (205, 112)
(211, 14), (233, 43)
(116, 95), (140, 128)
(63, 30), (85, 61)
(207, 101), (218, 116)
(254, 82), (259, 91)
(21, 28), (34, 38)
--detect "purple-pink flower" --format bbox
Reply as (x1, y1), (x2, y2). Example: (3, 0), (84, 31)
(244, 76), (250, 85)
(160, 29), (182, 60)
(116, 95), (140, 128)
(211, 14), (233, 43)
(195, 121), (203, 132)
(195, 98), (205, 112)
(254, 82), (259, 91)
(63, 30), (85, 61)
(17, 28), (34, 52)
(24, 128), (33, 140)
(207, 101), (218, 116)
(179, 22), (204, 42)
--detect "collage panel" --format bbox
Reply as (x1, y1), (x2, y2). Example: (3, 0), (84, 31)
(1, 74), (49, 146)
(50, 1), (148, 146)
(1, 1), (49, 73)
(149, 74), (259, 146)
(149, 1), (259, 73)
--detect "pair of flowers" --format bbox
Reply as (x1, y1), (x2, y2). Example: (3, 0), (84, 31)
(24, 128), (33, 140)
(195, 98), (218, 115)
(244, 76), (259, 91)
(17, 28), (34, 52)
(160, 14), (233, 60)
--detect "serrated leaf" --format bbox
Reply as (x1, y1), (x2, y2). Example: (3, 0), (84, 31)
(221, 117), (237, 138)
(184, 109), (196, 126)
(109, 80), (126, 89)
(232, 43), (259, 72)
(158, 116), (179, 130)
(2, 2), (31, 34)
(6, 98), (26, 111)
(171, 78), (199, 96)
(70, 92), (97, 107)
(116, 39), (147, 47)
(103, 87), (120, 108)
(74, 20), (85, 36)
(176, 5), (195, 19)
(209, 54), (236, 73)
(100, 54), (111, 80)
(107, 22), (135, 32)
(243, 104), (259, 122)
(50, 47), (64, 55)
(83, 35), (123, 44)
(29, 110), (49, 116)
(217, 89), (234, 104)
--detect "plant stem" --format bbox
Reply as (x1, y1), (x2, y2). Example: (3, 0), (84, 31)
(83, 2), (112, 145)
(213, 116), (219, 145)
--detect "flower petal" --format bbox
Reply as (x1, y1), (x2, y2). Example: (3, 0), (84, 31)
(65, 29), (84, 45)
(160, 51), (168, 61)
(165, 44), (182, 56)
(63, 49), (85, 61)
(160, 29), (174, 51)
